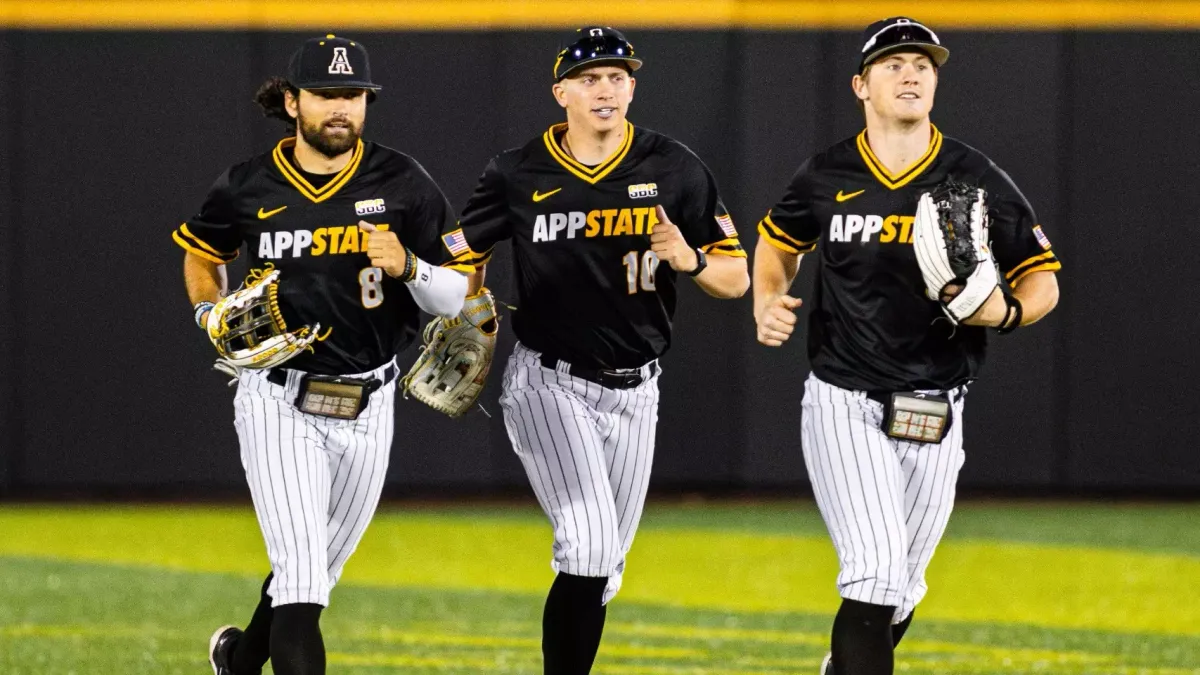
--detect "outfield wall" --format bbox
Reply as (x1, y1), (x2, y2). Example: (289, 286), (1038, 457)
(1, 4), (1198, 495)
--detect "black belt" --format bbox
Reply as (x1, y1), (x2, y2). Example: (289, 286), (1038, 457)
(865, 391), (892, 406)
(539, 355), (658, 390)
(866, 387), (965, 406)
(267, 363), (398, 388)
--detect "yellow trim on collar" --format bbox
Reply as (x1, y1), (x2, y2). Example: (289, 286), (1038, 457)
(856, 124), (943, 190)
(542, 121), (634, 185)
(271, 137), (364, 203)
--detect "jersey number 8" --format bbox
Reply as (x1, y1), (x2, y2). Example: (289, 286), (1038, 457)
(359, 266), (384, 308)
(622, 250), (660, 294)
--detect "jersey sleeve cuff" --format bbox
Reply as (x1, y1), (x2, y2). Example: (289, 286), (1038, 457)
(758, 215), (818, 255)
(442, 246), (494, 272)
(700, 237), (747, 258)
(172, 224), (239, 264)
(1004, 250), (1061, 286)
(441, 261), (479, 274)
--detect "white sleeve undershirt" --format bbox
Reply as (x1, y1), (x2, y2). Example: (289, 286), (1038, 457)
(404, 257), (467, 318)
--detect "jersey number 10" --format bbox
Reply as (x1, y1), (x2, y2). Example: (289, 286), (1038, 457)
(622, 250), (660, 294)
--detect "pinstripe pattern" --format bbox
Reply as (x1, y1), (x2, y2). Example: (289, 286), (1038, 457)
(499, 342), (660, 604)
(800, 373), (966, 624)
(232, 359), (396, 608)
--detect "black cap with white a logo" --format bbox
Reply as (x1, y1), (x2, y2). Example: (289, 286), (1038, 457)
(287, 34), (382, 94)
(859, 17), (949, 73)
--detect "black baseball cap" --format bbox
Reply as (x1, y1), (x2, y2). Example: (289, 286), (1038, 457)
(287, 34), (382, 97)
(858, 17), (949, 73)
(554, 27), (643, 81)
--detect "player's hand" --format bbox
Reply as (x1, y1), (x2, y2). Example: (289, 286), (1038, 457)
(755, 294), (803, 347)
(359, 221), (408, 278)
(649, 205), (699, 273)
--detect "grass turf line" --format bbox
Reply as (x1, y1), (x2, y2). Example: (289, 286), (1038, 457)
(1, 504), (1198, 636)
(0, 558), (1198, 674)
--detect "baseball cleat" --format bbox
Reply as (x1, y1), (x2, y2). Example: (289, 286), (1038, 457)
(208, 625), (242, 675)
(820, 652), (833, 675)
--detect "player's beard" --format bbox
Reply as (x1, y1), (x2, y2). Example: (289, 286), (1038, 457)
(297, 113), (362, 158)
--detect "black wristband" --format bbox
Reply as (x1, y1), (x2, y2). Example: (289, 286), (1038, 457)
(400, 247), (417, 283)
(686, 247), (708, 277)
(995, 294), (1023, 334)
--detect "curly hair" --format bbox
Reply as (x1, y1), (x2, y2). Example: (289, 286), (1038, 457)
(254, 77), (298, 125)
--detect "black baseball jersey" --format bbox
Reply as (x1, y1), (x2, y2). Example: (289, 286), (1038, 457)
(759, 125), (1062, 392)
(442, 121), (745, 369)
(173, 138), (455, 375)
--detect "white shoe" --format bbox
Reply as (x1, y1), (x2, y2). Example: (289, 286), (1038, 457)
(820, 652), (833, 675)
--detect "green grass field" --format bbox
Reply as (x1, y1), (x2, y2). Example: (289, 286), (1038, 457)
(1, 500), (1198, 674)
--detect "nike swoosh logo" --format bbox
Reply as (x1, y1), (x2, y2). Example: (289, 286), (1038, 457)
(257, 205), (288, 219)
(835, 189), (866, 202)
(532, 188), (562, 203)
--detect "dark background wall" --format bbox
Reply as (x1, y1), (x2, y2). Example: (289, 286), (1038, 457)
(0, 28), (1196, 497)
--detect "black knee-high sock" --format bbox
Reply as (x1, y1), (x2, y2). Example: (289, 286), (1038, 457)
(892, 611), (914, 647)
(831, 599), (895, 675)
(542, 573), (609, 675)
(231, 573), (275, 675)
(270, 603), (325, 675)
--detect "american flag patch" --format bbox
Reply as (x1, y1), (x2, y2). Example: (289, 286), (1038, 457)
(715, 213), (737, 238)
(1032, 225), (1052, 251)
(443, 229), (469, 256)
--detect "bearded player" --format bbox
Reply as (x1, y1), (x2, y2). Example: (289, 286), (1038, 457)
(174, 35), (468, 675)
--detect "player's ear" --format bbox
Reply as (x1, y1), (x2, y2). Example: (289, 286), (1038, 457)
(628, 76), (636, 102)
(284, 89), (301, 120)
(851, 73), (869, 102)
(551, 81), (569, 109)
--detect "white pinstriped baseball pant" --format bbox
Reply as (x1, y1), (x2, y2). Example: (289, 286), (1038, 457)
(232, 359), (396, 607)
(499, 342), (661, 605)
(801, 373), (966, 624)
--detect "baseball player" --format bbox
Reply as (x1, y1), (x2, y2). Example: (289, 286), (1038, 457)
(751, 18), (1061, 675)
(441, 27), (749, 674)
(174, 35), (468, 675)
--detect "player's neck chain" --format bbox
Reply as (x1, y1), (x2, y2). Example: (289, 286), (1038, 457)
(560, 133), (575, 161)
(561, 128), (625, 168)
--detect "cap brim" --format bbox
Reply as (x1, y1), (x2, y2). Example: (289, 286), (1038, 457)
(297, 82), (382, 91)
(557, 56), (643, 80)
(862, 43), (949, 70)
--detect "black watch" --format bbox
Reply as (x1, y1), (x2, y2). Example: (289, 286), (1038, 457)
(686, 248), (708, 277)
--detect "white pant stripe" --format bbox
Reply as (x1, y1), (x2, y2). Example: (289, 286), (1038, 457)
(619, 388), (656, 530)
(546, 374), (611, 572)
(233, 360), (396, 607)
(529, 372), (585, 571)
(540, 371), (594, 571)
(802, 373), (966, 623)
(509, 387), (560, 542)
(500, 342), (660, 602)
(508, 373), (566, 560)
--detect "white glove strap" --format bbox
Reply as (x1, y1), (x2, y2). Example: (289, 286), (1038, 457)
(945, 259), (999, 322)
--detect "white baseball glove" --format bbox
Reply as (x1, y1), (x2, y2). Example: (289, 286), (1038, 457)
(205, 265), (324, 378)
(912, 180), (999, 323)
(401, 287), (499, 417)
